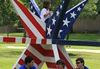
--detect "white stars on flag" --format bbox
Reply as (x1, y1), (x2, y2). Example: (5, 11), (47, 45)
(46, 0), (88, 39)
(47, 26), (52, 36)
(63, 18), (70, 27)
(77, 7), (81, 11)
(63, 1), (64, 3)
(57, 0), (88, 39)
(29, 0), (41, 17)
(31, 5), (33, 9)
(82, 4), (84, 6)
(52, 18), (56, 25)
(56, 11), (60, 16)
(70, 11), (76, 19)
(60, 5), (63, 9)
(58, 30), (63, 38)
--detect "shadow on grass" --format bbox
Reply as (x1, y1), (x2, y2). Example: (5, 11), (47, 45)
(68, 53), (84, 58)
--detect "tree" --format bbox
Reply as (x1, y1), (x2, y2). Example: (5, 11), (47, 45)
(0, 0), (18, 36)
(23, 0), (98, 19)
(0, 0), (98, 32)
(67, 0), (98, 19)
(96, 0), (100, 14)
(0, 0), (18, 26)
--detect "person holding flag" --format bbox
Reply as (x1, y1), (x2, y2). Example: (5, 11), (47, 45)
(40, 1), (53, 22)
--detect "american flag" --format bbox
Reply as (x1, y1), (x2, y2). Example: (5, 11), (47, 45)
(58, 0), (88, 39)
(1, 0), (100, 69)
(10, 0), (88, 69)
(29, 0), (41, 18)
(46, 0), (70, 39)
(46, 0), (88, 39)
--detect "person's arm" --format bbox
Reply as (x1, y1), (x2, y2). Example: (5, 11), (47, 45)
(41, 8), (53, 17)
(44, 11), (53, 17)
(44, 12), (50, 17)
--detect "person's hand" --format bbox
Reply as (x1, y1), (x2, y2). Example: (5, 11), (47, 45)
(49, 11), (53, 16)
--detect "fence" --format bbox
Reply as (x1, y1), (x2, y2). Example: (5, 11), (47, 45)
(73, 15), (100, 33)
(0, 15), (100, 33)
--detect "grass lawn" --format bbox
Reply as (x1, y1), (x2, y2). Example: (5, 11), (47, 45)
(0, 33), (100, 41)
(0, 33), (28, 37)
(0, 43), (100, 69)
(0, 33), (100, 69)
(68, 51), (100, 69)
(68, 33), (100, 41)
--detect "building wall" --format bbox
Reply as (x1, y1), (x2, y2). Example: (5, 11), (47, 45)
(0, 25), (14, 33)
(0, 26), (7, 33)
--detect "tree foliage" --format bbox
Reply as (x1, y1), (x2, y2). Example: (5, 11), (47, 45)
(96, 0), (100, 14)
(80, 0), (98, 19)
(67, 0), (98, 19)
(0, 0), (99, 27)
(22, 0), (98, 19)
(0, 0), (18, 26)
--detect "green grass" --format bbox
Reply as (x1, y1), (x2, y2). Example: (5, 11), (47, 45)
(0, 33), (28, 37)
(68, 33), (100, 41)
(0, 46), (23, 69)
(0, 33), (100, 41)
(68, 51), (100, 69)
(0, 43), (48, 69)
(0, 43), (100, 69)
(0, 43), (27, 47)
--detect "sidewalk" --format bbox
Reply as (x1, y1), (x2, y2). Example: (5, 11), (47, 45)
(6, 46), (100, 53)
(66, 49), (100, 53)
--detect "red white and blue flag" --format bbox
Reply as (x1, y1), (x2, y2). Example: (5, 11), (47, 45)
(46, 0), (70, 39)
(46, 0), (88, 39)
(29, 0), (41, 18)
(1, 0), (100, 68)
(57, 0), (88, 39)
(9, 0), (88, 69)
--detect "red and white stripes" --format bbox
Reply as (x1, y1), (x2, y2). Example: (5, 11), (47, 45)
(0, 36), (74, 69)
(0, 37), (52, 44)
(58, 46), (75, 69)
(0, 36), (75, 69)
(12, 44), (60, 69)
(7, 0), (75, 69)
(12, 43), (75, 69)
(11, 0), (46, 38)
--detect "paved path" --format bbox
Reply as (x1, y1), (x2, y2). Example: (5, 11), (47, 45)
(6, 46), (100, 53)
(66, 49), (100, 53)
(7, 46), (25, 49)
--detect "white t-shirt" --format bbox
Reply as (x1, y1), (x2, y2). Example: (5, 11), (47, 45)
(40, 8), (51, 21)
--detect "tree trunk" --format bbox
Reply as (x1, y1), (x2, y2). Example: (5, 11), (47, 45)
(7, 25), (9, 37)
